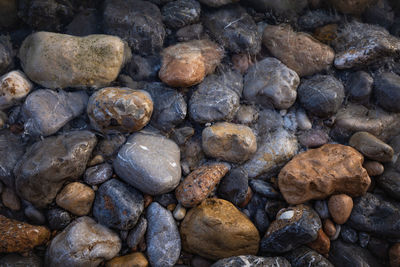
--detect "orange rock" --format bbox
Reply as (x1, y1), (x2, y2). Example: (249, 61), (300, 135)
(0, 215), (50, 253)
(328, 194), (353, 224)
(278, 144), (370, 204)
(176, 163), (229, 207)
(56, 182), (95, 216)
(307, 229), (330, 255)
(390, 243), (400, 267)
(106, 252), (148, 267)
(323, 219), (336, 238)
(363, 160), (384, 176)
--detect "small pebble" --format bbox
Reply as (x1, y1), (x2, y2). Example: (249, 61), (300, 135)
(328, 194), (353, 224)
(323, 219), (336, 238)
(46, 208), (72, 230)
(173, 204), (186, 221)
(84, 163), (113, 185)
(87, 154), (105, 167)
(363, 160), (384, 176)
(56, 182), (95, 216)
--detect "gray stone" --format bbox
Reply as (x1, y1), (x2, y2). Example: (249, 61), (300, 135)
(349, 131), (393, 162)
(246, 0), (307, 18)
(329, 240), (382, 267)
(94, 133), (126, 160)
(234, 105), (259, 126)
(346, 71), (373, 103)
(285, 246), (334, 267)
(176, 24), (204, 41)
(256, 109), (283, 135)
(341, 225), (358, 243)
(298, 129), (329, 148)
(374, 72), (400, 112)
(84, 163), (113, 186)
(0, 70), (33, 111)
(298, 9), (342, 30)
(0, 130), (25, 187)
(113, 131), (181, 195)
(24, 205), (46, 225)
(127, 216), (147, 248)
(161, 0), (200, 29)
(212, 256), (291, 267)
(314, 200), (330, 220)
(218, 167), (248, 206)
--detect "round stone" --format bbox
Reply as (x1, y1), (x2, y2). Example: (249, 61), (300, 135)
(56, 182), (95, 216)
(328, 194), (353, 225)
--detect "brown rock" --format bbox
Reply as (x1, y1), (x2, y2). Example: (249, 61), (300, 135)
(307, 229), (330, 255)
(159, 39), (223, 87)
(56, 182), (95, 216)
(180, 198), (259, 260)
(176, 163), (229, 208)
(278, 144), (370, 204)
(328, 194), (353, 224)
(329, 0), (377, 15)
(87, 87), (153, 134)
(262, 24), (334, 77)
(323, 219), (336, 238)
(202, 122), (257, 164)
(363, 160), (384, 176)
(106, 252), (148, 267)
(349, 131), (394, 162)
(0, 215), (50, 253)
(390, 243), (400, 267)
(1, 187), (20, 211)
(238, 186), (253, 208)
(144, 194), (153, 208)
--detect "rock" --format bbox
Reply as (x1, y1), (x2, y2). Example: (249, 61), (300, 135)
(0, 37), (12, 76)
(376, 168), (400, 200)
(127, 55), (160, 82)
(176, 24), (204, 42)
(103, 0), (165, 56)
(84, 163), (113, 185)
(298, 74), (344, 118)
(368, 236), (389, 259)
(159, 39), (223, 87)
(0, 0), (18, 28)
(113, 131), (181, 195)
(106, 252), (148, 267)
(0, 215), (50, 253)
(315, 200), (330, 220)
(94, 133), (126, 160)
(0, 253), (42, 267)
(307, 229), (330, 255)
(202, 123), (256, 163)
(198, 0), (238, 7)
(19, 32), (130, 89)
(87, 87), (153, 134)
(171, 127), (194, 145)
(45, 216), (121, 267)
(328, 0), (377, 15)
(333, 21), (400, 69)
(243, 128), (298, 178)
(146, 202), (181, 267)
(211, 256), (290, 267)
(285, 246), (334, 267)
(359, 232), (370, 248)
(340, 225), (358, 243)
(346, 71), (373, 103)
(0, 130), (25, 187)
(253, 208), (270, 235)
(93, 179), (144, 230)
(249, 179), (280, 199)
(180, 198), (259, 260)
(296, 109), (312, 131)
(363, 160), (384, 176)
(46, 208), (71, 230)
(349, 131), (393, 162)
(324, 219), (337, 238)
(161, 0), (200, 29)
(189, 70), (242, 123)
(265, 199), (287, 220)
(298, 129), (329, 148)
(374, 72), (400, 112)
(298, 9), (342, 30)
(278, 144), (371, 205)
(218, 167), (249, 206)
(176, 163), (229, 208)
(390, 243), (400, 267)
(203, 5), (261, 55)
(1, 187), (20, 211)
(0, 71), (33, 110)
(22, 89), (88, 137)
(260, 205), (321, 253)
(56, 182), (95, 216)
(181, 136), (205, 172)
(234, 105), (258, 125)
(24, 205), (46, 225)
(262, 24), (334, 77)
(66, 9), (101, 37)
(328, 194), (353, 225)
(329, 240), (382, 267)
(173, 204), (186, 220)
(246, 0), (307, 18)
(127, 216), (147, 248)
(243, 57), (300, 110)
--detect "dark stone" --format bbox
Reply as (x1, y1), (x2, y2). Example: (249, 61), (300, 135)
(170, 126), (194, 146)
(359, 232), (370, 248)
(161, 0), (200, 29)
(176, 24), (203, 41)
(340, 225), (358, 243)
(47, 208), (72, 230)
(254, 208), (270, 235)
(0, 36), (13, 76)
(211, 256), (291, 267)
(374, 72), (400, 112)
(24, 205), (46, 225)
(367, 237), (389, 259)
(246, 193), (267, 219)
(264, 199), (287, 220)
(298, 9), (342, 30)
(66, 9), (101, 36)
(329, 240), (383, 267)
(0, 130), (25, 188)
(346, 71), (373, 103)
(0, 0), (19, 28)
(0, 253), (42, 267)
(245, 0), (307, 19)
(363, 0), (395, 29)
(203, 5), (261, 55)
(128, 55), (160, 82)
(93, 179), (144, 230)
(314, 200), (330, 220)
(375, 168), (400, 200)
(154, 193), (177, 208)
(127, 216), (147, 248)
(285, 246), (334, 267)
(94, 133), (126, 160)
(218, 167), (248, 206)
(84, 163), (113, 185)
(249, 179), (280, 199)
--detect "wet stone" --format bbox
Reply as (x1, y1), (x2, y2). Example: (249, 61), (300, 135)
(94, 133), (126, 160)
(340, 225), (358, 243)
(46, 208), (71, 230)
(84, 163), (113, 185)
(285, 246), (334, 267)
(211, 256), (290, 267)
(328, 194), (353, 225)
(349, 131), (393, 162)
(298, 129), (329, 148)
(265, 200), (287, 220)
(218, 167), (249, 206)
(363, 161), (384, 176)
(106, 252), (149, 267)
(127, 216), (147, 249)
(161, 0), (200, 29)
(323, 219), (336, 238)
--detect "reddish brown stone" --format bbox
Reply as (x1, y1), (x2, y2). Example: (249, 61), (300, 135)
(363, 160), (384, 176)
(328, 194), (353, 225)
(307, 229), (330, 255)
(390, 243), (400, 267)
(323, 219), (336, 238)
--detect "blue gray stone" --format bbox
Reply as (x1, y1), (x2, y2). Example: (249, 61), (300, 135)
(127, 216), (147, 249)
(84, 163), (113, 185)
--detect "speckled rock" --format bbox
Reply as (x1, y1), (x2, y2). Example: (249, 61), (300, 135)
(198, 0), (238, 7)
(176, 163), (229, 208)
(0, 130), (25, 188)
(106, 252), (148, 267)
(46, 208), (71, 230)
(146, 202), (181, 267)
(278, 144), (370, 205)
(159, 39), (223, 87)
(211, 256), (290, 267)
(84, 163), (113, 185)
(263, 24), (334, 77)
(349, 131), (393, 162)
(328, 0), (377, 15)
(244, 57), (299, 110)
(285, 246), (334, 267)
(22, 89), (88, 137)
(56, 182), (95, 216)
(19, 32), (131, 89)
(87, 87), (153, 134)
(0, 70), (33, 110)
(0, 253), (42, 267)
(161, 0), (200, 29)
(329, 240), (382, 267)
(113, 131), (181, 195)
(374, 72), (400, 113)
(180, 198), (259, 260)
(14, 131), (97, 208)
(45, 216), (121, 267)
(0, 215), (50, 253)
(260, 205), (321, 253)
(218, 167), (248, 206)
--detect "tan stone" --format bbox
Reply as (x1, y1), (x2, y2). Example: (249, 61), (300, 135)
(307, 229), (330, 255)
(180, 198), (259, 260)
(202, 122), (257, 163)
(390, 243), (400, 267)
(176, 163), (229, 208)
(106, 252), (148, 267)
(329, 0), (377, 15)
(56, 182), (95, 216)
(0, 71), (33, 110)
(159, 39), (223, 87)
(323, 219), (336, 238)
(363, 160), (384, 176)
(278, 144), (370, 204)
(0, 215), (50, 253)
(328, 194), (353, 224)
(262, 24), (334, 77)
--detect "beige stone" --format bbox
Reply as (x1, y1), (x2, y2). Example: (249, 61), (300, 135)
(106, 252), (148, 267)
(56, 182), (95, 216)
(328, 194), (353, 225)
(0, 71), (33, 110)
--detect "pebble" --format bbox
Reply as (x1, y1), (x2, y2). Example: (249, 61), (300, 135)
(249, 179), (280, 199)
(323, 219), (337, 238)
(103, 0), (165, 56)
(94, 134), (126, 160)
(0, 37), (12, 76)
(253, 208), (270, 235)
(84, 163), (113, 185)
(346, 71), (373, 103)
(212, 256), (290, 267)
(176, 24), (204, 42)
(106, 252), (149, 267)
(331, 224), (341, 241)
(260, 205), (321, 253)
(24, 205), (46, 225)
(0, 70), (32, 110)
(328, 194), (353, 225)
(180, 198), (259, 260)
(262, 24), (334, 77)
(243, 57), (300, 110)
(307, 229), (330, 255)
(374, 72), (400, 113)
(0, 130), (25, 187)
(202, 122), (257, 163)
(349, 131), (394, 162)
(45, 216), (121, 267)
(146, 202), (181, 267)
(46, 208), (72, 230)
(87, 87), (153, 134)
(340, 225), (358, 243)
(314, 200), (330, 220)
(198, 0), (238, 7)
(234, 105), (258, 125)
(113, 131), (181, 195)
(298, 129), (329, 148)
(390, 243), (400, 267)
(56, 182), (95, 216)
(363, 160), (384, 176)
(1, 187), (20, 211)
(93, 179), (144, 230)
(329, 0), (377, 15)
(19, 32), (131, 89)
(0, 253), (42, 267)
(175, 163), (229, 208)
(171, 127), (194, 146)
(285, 246), (334, 267)
(359, 232), (370, 248)
(173, 204), (186, 220)
(218, 167), (248, 206)
(329, 240), (382, 267)
(296, 108), (312, 130)
(127, 216), (147, 249)
(159, 39), (223, 87)
(278, 144), (370, 204)
(0, 215), (50, 253)
(14, 131), (97, 208)
(161, 0), (200, 29)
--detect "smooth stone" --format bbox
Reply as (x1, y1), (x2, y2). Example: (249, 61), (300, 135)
(19, 32), (131, 89)
(127, 216), (147, 248)
(307, 229), (330, 255)
(218, 167), (249, 206)
(0, 37), (12, 76)
(296, 108), (312, 130)
(278, 144), (371, 205)
(173, 204), (186, 220)
(171, 127), (194, 146)
(329, 240), (382, 267)
(390, 243), (400, 267)
(349, 131), (393, 162)
(84, 163), (113, 185)
(1, 187), (20, 211)
(0, 70), (33, 110)
(253, 208), (270, 235)
(331, 224), (341, 241)
(146, 202), (181, 267)
(374, 72), (400, 112)
(24, 205), (46, 225)
(45, 216), (121, 267)
(265, 199), (287, 220)
(161, 0), (200, 29)
(243, 57), (299, 110)
(234, 105), (259, 125)
(249, 179), (280, 199)
(181, 198), (259, 260)
(260, 205), (321, 253)
(315, 200), (330, 220)
(376, 168), (400, 200)
(0, 130), (25, 187)
(285, 246), (334, 267)
(323, 219), (337, 238)
(114, 131), (181, 195)
(0, 253), (42, 267)
(106, 252), (148, 267)
(340, 225), (358, 243)
(346, 71), (373, 103)
(56, 182), (95, 216)
(14, 131), (97, 208)
(363, 160), (384, 176)
(328, 194), (353, 225)
(211, 256), (290, 267)
(46, 208), (71, 230)
(298, 129), (329, 148)
(263, 24), (334, 77)
(198, 0), (238, 7)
